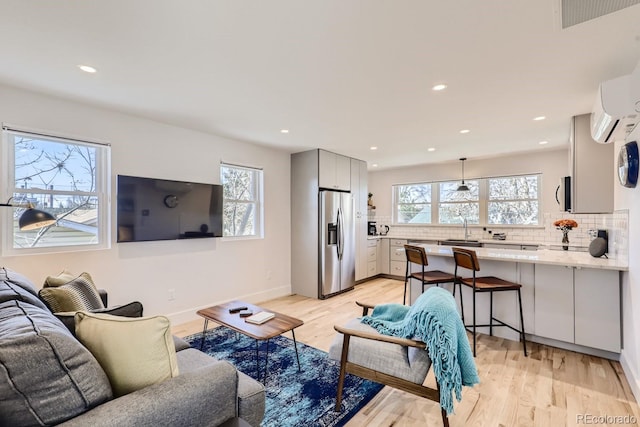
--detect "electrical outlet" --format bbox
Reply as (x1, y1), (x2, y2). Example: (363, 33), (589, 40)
(168, 289), (175, 301)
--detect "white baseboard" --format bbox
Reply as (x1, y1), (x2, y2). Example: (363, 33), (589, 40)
(166, 285), (292, 327)
(620, 350), (640, 402)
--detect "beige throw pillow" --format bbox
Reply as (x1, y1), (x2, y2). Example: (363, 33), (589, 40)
(38, 273), (105, 313)
(74, 312), (179, 397)
(43, 269), (78, 287)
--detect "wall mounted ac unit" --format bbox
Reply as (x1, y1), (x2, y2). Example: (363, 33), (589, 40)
(591, 62), (640, 144)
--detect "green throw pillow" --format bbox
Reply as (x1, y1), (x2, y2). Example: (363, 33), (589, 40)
(38, 273), (105, 313)
(43, 269), (78, 287)
(74, 312), (179, 397)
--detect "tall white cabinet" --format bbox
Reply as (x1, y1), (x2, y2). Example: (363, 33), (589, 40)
(351, 158), (369, 281)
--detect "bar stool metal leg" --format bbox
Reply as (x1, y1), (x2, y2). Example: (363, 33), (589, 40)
(518, 289), (527, 356)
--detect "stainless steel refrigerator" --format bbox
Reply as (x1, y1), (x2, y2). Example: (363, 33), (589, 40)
(319, 190), (355, 298)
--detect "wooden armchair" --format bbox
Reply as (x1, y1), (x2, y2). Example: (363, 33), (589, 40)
(329, 302), (449, 427)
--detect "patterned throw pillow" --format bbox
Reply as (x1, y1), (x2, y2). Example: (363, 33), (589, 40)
(75, 312), (179, 397)
(43, 269), (80, 288)
(38, 273), (106, 313)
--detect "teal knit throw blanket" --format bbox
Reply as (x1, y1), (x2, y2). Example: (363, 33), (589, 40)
(361, 286), (479, 414)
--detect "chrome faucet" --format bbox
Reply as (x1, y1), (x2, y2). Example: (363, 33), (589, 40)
(463, 218), (469, 240)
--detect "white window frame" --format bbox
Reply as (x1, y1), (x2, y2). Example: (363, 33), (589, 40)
(1, 125), (111, 255)
(220, 162), (264, 239)
(393, 183), (433, 224)
(392, 173), (541, 226)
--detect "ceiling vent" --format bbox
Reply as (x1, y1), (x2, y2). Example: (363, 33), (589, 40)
(561, 0), (640, 28)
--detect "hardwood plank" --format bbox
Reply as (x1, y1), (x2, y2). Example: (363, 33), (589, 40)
(172, 277), (640, 427)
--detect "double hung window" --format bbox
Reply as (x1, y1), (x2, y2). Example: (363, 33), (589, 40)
(2, 127), (110, 253)
(220, 163), (263, 237)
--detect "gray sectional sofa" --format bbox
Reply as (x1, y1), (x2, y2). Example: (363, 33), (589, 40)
(0, 268), (265, 426)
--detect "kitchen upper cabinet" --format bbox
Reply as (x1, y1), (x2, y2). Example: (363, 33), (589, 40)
(319, 150), (351, 191)
(569, 114), (614, 213)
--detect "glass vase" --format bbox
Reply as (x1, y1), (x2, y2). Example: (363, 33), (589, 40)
(562, 231), (569, 251)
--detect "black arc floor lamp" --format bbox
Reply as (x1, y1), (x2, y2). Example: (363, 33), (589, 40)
(0, 199), (57, 230)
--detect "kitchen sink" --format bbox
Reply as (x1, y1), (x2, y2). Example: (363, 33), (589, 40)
(439, 239), (483, 248)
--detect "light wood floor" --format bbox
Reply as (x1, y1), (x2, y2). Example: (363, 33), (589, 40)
(172, 277), (640, 427)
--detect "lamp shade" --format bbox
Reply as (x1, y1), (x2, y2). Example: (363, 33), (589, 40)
(456, 183), (470, 192)
(18, 208), (57, 230)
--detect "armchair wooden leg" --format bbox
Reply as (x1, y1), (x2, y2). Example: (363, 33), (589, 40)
(335, 334), (351, 411)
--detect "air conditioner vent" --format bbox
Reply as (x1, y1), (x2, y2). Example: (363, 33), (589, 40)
(561, 0), (640, 28)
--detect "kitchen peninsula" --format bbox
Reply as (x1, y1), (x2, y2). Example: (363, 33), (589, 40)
(400, 243), (627, 359)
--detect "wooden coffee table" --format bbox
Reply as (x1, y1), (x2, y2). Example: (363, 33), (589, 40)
(196, 300), (304, 381)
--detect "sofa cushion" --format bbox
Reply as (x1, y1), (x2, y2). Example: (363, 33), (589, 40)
(0, 267), (48, 310)
(39, 272), (105, 313)
(0, 299), (113, 426)
(75, 312), (179, 397)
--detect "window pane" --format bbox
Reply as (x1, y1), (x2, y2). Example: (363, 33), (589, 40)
(12, 194), (99, 248)
(221, 167), (255, 201)
(397, 204), (431, 224)
(397, 184), (431, 203)
(489, 176), (538, 200)
(14, 136), (97, 193)
(488, 201), (539, 225)
(223, 202), (255, 236)
(439, 203), (479, 224)
(439, 181), (479, 202)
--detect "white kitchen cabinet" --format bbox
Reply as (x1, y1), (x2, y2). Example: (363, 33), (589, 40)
(319, 149), (351, 191)
(366, 239), (378, 277)
(352, 158), (368, 281)
(569, 114), (614, 213)
(574, 268), (620, 352)
(534, 265), (574, 343)
(379, 238), (390, 274)
(389, 239), (407, 278)
(534, 264), (620, 352)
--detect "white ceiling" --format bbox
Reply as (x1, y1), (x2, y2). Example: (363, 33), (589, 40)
(1, 1), (640, 170)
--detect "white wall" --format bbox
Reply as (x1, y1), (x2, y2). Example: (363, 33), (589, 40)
(0, 84), (292, 325)
(616, 130), (640, 399)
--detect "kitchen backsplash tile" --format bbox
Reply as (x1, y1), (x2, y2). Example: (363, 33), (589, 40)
(369, 210), (628, 259)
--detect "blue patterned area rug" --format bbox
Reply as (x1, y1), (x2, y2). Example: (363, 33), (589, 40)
(184, 327), (383, 427)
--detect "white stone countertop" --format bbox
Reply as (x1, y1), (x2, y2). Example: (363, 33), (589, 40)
(414, 243), (628, 271)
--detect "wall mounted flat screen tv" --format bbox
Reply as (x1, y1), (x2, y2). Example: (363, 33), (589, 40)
(116, 175), (223, 242)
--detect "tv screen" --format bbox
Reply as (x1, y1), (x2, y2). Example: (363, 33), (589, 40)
(116, 175), (223, 242)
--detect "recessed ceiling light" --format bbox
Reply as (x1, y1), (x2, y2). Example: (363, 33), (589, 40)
(427, 147), (436, 152)
(280, 129), (289, 134)
(432, 84), (447, 91)
(370, 146), (378, 150)
(78, 65), (97, 73)
(459, 129), (470, 134)
(372, 163), (378, 168)
(533, 116), (546, 121)
(539, 140), (549, 145)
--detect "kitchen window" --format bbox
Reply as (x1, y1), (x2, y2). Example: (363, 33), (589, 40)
(394, 183), (432, 224)
(392, 174), (540, 226)
(487, 175), (539, 225)
(220, 163), (263, 237)
(1, 127), (111, 253)
(438, 180), (480, 224)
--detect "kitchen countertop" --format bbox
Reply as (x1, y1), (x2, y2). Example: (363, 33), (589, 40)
(414, 243), (628, 271)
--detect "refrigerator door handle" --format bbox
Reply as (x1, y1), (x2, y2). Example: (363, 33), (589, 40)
(337, 208), (344, 260)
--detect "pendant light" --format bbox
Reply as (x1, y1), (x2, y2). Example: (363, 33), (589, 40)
(456, 157), (470, 192)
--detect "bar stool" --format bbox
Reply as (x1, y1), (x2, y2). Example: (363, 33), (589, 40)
(452, 247), (527, 357)
(403, 245), (456, 305)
